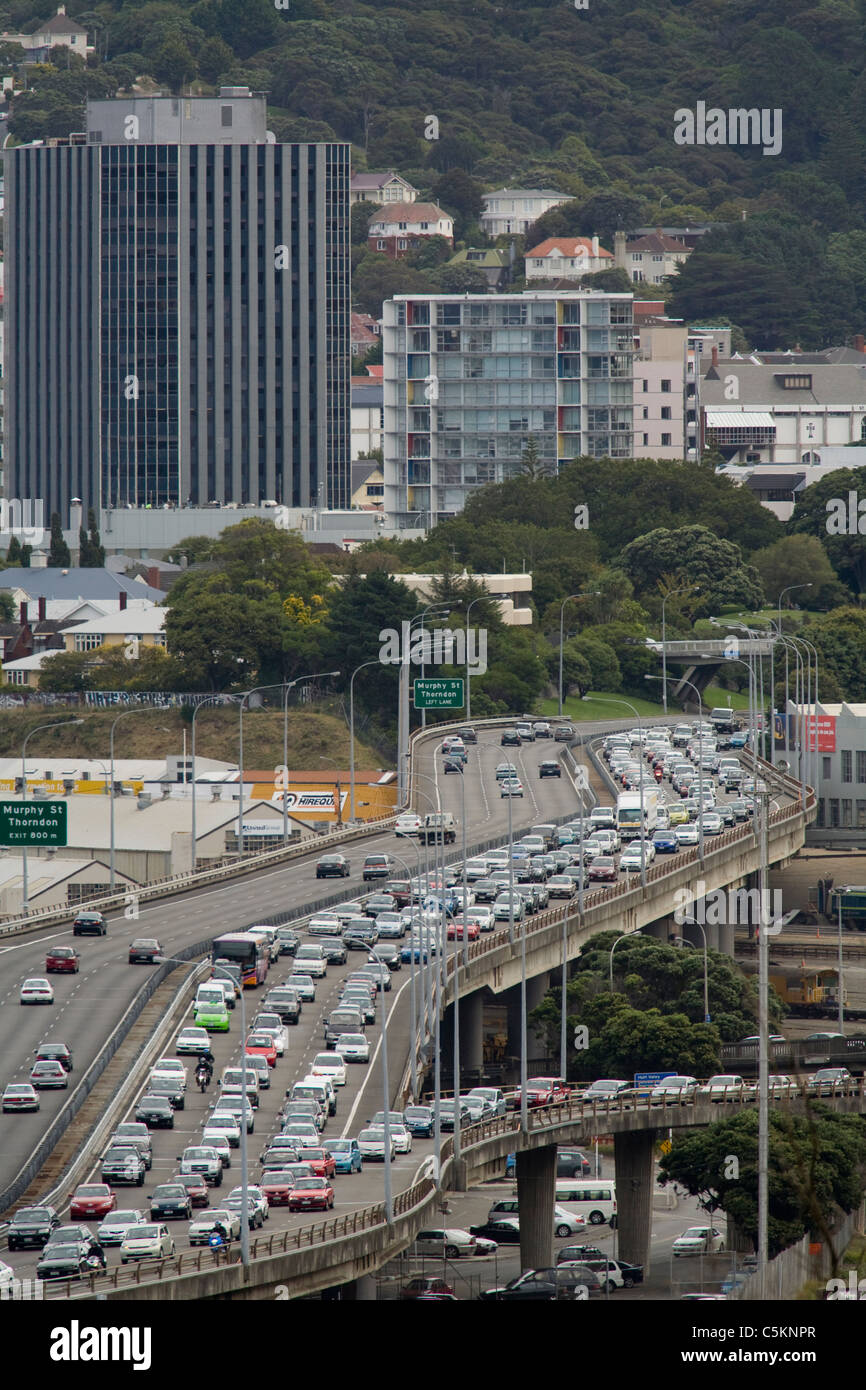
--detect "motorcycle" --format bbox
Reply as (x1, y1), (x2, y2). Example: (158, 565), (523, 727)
(196, 1065), (211, 1092)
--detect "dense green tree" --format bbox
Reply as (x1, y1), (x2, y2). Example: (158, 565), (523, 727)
(751, 534), (843, 610)
(805, 608), (866, 702)
(47, 512), (71, 568)
(619, 526), (764, 612)
(789, 469), (866, 594)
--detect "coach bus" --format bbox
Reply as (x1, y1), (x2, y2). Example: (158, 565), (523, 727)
(211, 932), (269, 988)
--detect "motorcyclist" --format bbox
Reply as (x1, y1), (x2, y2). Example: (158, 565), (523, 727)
(85, 1236), (106, 1272)
(197, 1050), (214, 1077)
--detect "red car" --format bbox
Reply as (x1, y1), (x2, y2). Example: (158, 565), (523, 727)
(45, 946), (80, 974)
(245, 1033), (278, 1068)
(296, 1147), (337, 1179)
(447, 919), (479, 941)
(69, 1184), (116, 1220)
(523, 1077), (571, 1108)
(287, 1177), (334, 1211)
(173, 1173), (210, 1208)
(401, 1276), (456, 1301)
(587, 857), (618, 883)
(261, 1170), (295, 1206)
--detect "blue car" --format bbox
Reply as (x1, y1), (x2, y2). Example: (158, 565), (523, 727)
(652, 830), (679, 853)
(729, 731), (749, 748)
(326, 1138), (362, 1174)
(401, 942), (431, 963)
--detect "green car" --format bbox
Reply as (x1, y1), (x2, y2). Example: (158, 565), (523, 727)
(194, 1002), (230, 1033)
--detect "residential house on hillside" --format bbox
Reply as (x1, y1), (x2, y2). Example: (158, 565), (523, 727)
(351, 311), (380, 356)
(480, 188), (568, 237)
(447, 247), (511, 291)
(367, 202), (454, 259)
(1, 5), (91, 61)
(614, 229), (691, 284)
(525, 235), (613, 281)
(350, 171), (418, 206)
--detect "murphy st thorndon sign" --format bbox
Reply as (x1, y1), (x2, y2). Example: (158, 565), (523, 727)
(378, 623), (487, 676)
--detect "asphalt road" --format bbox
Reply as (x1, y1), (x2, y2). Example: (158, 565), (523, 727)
(0, 725), (582, 1203)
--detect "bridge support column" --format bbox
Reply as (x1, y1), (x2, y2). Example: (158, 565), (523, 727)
(516, 1143), (556, 1272)
(613, 1129), (657, 1273)
(526, 971), (549, 1012)
(717, 922), (735, 957)
(644, 916), (671, 943)
(342, 1273), (378, 1300)
(461, 989), (484, 1078)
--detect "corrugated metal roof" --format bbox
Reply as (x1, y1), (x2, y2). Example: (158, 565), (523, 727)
(706, 411), (774, 428)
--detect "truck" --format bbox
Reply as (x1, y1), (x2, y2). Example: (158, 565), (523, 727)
(616, 788), (659, 840)
(709, 707), (737, 735)
(418, 811), (457, 845)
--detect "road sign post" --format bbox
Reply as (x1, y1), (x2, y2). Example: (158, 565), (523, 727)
(0, 800), (67, 847)
(412, 678), (464, 710)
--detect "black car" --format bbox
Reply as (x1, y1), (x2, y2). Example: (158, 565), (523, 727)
(557, 1148), (592, 1178)
(34, 1042), (73, 1072)
(8, 1206), (60, 1250)
(319, 937), (348, 965)
(539, 761), (562, 779)
(72, 911), (106, 936)
(37, 1244), (94, 1282)
(473, 880), (499, 904)
(556, 1244), (606, 1265)
(316, 855), (350, 878)
(135, 1095), (175, 1129)
(553, 724), (575, 742)
(343, 925), (378, 950)
(371, 943), (401, 972)
(146, 1076), (185, 1110)
(275, 929), (300, 956)
(150, 1184), (192, 1220)
(500, 729), (521, 746)
(470, 1219), (521, 1245)
(457, 726), (478, 744)
(443, 758), (463, 775)
(479, 1266), (601, 1301)
(403, 1105), (434, 1138)
(128, 938), (163, 964)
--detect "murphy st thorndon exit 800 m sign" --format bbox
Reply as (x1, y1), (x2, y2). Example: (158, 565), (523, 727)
(0, 800), (68, 846)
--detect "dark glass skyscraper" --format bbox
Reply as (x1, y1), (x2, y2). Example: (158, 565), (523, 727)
(5, 90), (350, 516)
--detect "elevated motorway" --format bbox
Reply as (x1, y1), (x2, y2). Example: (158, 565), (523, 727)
(0, 718), (815, 1297)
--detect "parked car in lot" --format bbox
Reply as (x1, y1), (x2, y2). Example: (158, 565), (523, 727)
(401, 1276), (456, 1300)
(413, 1228), (496, 1258)
(45, 945), (80, 974)
(479, 1266), (598, 1301)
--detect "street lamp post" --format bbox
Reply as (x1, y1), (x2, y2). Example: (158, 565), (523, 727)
(661, 585), (699, 715)
(21, 718), (83, 913)
(110, 706), (170, 888)
(349, 659), (381, 823)
(559, 592), (598, 716)
(464, 594), (488, 723)
(389, 848), (424, 1101)
(608, 931), (632, 991)
(670, 929), (710, 1023)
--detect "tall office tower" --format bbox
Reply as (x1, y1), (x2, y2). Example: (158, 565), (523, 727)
(4, 89), (350, 517)
(382, 291), (633, 525)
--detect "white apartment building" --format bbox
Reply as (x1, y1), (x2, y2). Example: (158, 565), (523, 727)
(382, 291), (634, 525)
(633, 320), (687, 459)
(480, 188), (569, 237)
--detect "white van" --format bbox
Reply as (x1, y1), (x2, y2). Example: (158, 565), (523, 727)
(294, 943), (327, 978)
(194, 983), (226, 1011)
(555, 1178), (617, 1227)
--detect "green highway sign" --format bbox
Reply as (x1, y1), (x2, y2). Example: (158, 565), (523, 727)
(0, 800), (68, 847)
(413, 678), (465, 710)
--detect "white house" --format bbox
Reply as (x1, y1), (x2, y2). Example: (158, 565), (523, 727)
(525, 235), (613, 281)
(480, 188), (569, 237)
(350, 171), (418, 206)
(1, 6), (91, 60)
(367, 202), (453, 258)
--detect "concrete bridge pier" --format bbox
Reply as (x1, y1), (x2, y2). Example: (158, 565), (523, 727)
(613, 1129), (657, 1273)
(643, 917), (671, 943)
(515, 1143), (557, 1272)
(461, 989), (484, 1078)
(717, 922), (735, 956)
(505, 971), (550, 1060)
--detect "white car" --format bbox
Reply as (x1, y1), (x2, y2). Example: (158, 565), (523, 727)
(413, 1228), (496, 1257)
(649, 1076), (698, 1105)
(228, 1185), (269, 1223)
(699, 1074), (752, 1102)
(464, 858), (490, 882)
(672, 1226), (725, 1257)
(619, 846), (652, 872)
(203, 1114), (242, 1149)
(289, 973), (316, 1002)
(593, 829), (620, 853)
(251, 1014), (289, 1054)
(547, 876), (576, 899)
(337, 1033), (370, 1062)
(148, 1058), (188, 1090)
(120, 1223), (175, 1262)
(97, 1210), (148, 1246)
(307, 913), (341, 933)
(20, 978), (54, 1005)
(674, 823), (700, 846)
(700, 812), (723, 836)
(309, 1053), (348, 1087)
(369, 1122), (412, 1154)
(188, 1208), (242, 1245)
(281, 1121), (322, 1149)
(202, 1134), (231, 1168)
(357, 1128), (395, 1161)
(395, 812), (422, 837)
(175, 1026), (211, 1055)
(768, 1074), (799, 1097)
